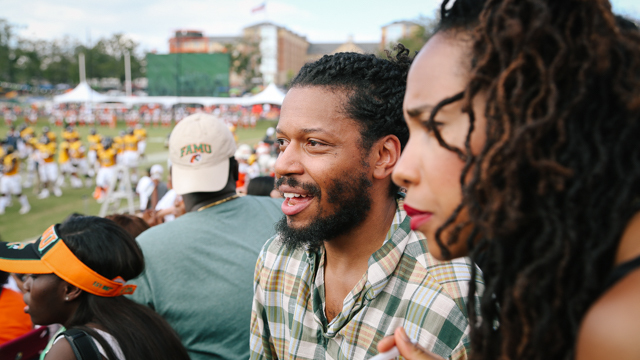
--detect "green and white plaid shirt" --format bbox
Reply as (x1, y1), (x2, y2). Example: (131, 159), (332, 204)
(250, 200), (484, 360)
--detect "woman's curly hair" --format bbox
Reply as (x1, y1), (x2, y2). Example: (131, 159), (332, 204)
(426, 0), (640, 359)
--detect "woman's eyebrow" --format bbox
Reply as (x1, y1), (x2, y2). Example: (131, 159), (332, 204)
(406, 104), (435, 118)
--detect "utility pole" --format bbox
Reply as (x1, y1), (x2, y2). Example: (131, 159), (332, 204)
(79, 53), (86, 83)
(124, 50), (132, 97)
(177, 37), (182, 98)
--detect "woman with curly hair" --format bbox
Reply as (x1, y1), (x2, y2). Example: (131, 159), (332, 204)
(378, 0), (640, 359)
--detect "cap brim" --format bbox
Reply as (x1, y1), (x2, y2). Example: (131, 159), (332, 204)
(0, 241), (52, 274)
(172, 158), (230, 195)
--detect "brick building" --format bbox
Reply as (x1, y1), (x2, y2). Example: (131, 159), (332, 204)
(166, 20), (416, 87)
(243, 22), (308, 86)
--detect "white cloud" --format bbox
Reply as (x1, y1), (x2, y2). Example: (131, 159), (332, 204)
(6, 0), (636, 56)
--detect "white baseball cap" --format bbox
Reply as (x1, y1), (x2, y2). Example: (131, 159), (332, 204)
(169, 113), (237, 195)
(150, 164), (164, 180)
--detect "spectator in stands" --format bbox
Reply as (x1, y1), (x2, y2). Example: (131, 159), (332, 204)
(381, 2), (640, 360)
(128, 113), (283, 360)
(0, 217), (189, 359)
(136, 165), (167, 211)
(153, 166), (181, 224)
(250, 48), (482, 360)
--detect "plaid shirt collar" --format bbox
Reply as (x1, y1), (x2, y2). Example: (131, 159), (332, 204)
(306, 198), (408, 337)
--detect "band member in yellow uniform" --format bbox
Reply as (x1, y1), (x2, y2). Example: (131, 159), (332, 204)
(69, 134), (91, 187)
(87, 128), (102, 177)
(122, 127), (140, 183)
(113, 130), (125, 165)
(35, 135), (62, 199)
(17, 123), (34, 158)
(0, 145), (30, 214)
(60, 126), (81, 189)
(17, 124), (37, 187)
(42, 126), (57, 143)
(19, 124), (34, 140)
(94, 137), (117, 202)
(57, 134), (74, 188)
(134, 123), (147, 159)
(61, 125), (79, 143)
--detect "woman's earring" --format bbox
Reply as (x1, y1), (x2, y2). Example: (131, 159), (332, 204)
(65, 296), (69, 301)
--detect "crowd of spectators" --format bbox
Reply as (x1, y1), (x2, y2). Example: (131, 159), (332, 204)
(1, 1), (640, 359)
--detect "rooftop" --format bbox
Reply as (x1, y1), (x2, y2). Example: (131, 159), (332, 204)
(307, 42), (379, 55)
(381, 20), (420, 28)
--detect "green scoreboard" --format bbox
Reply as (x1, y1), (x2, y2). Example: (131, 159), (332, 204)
(146, 53), (230, 96)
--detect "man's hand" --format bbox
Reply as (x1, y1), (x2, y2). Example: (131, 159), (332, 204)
(142, 209), (161, 227)
(377, 328), (445, 360)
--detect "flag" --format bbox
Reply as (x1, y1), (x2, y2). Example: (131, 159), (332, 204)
(251, 2), (266, 13)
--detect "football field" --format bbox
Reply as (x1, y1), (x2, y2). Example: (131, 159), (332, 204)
(0, 118), (277, 242)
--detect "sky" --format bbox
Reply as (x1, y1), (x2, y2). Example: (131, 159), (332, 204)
(3, 0), (640, 54)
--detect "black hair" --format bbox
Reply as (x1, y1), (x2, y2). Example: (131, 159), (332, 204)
(59, 216), (189, 360)
(63, 212), (85, 224)
(290, 46), (413, 195)
(437, 0), (486, 32)
(247, 176), (276, 196)
(422, 0), (640, 359)
(105, 214), (151, 239)
(291, 46), (413, 150)
(0, 270), (9, 286)
(615, 14), (639, 30)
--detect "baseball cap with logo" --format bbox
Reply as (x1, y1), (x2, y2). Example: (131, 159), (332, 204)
(169, 113), (237, 195)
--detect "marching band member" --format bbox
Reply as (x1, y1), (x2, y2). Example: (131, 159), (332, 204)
(134, 123), (147, 158)
(123, 127), (140, 183)
(87, 128), (102, 177)
(69, 134), (91, 187)
(94, 137), (117, 202)
(0, 145), (30, 215)
(35, 135), (62, 199)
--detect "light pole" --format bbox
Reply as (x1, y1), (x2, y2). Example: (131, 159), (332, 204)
(124, 50), (132, 97)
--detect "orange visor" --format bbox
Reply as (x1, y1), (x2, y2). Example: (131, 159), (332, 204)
(0, 224), (136, 297)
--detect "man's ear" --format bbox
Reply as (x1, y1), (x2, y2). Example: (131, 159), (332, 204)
(372, 135), (401, 180)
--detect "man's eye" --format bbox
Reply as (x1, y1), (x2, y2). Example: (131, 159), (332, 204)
(277, 139), (289, 147)
(307, 140), (325, 147)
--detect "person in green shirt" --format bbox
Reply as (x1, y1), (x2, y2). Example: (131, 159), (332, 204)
(128, 113), (282, 360)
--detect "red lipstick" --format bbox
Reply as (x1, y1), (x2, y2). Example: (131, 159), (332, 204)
(403, 204), (433, 231)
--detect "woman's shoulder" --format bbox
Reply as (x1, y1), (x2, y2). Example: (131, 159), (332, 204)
(44, 335), (79, 360)
(576, 268), (640, 360)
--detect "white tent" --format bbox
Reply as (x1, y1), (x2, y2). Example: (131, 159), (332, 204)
(242, 83), (286, 106)
(55, 83), (286, 107)
(53, 82), (110, 103)
(108, 96), (180, 108)
(108, 95), (245, 108)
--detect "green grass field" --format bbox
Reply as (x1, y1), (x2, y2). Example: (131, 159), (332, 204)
(0, 118), (278, 242)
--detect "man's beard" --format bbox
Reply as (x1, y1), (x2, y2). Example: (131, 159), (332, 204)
(275, 171), (373, 252)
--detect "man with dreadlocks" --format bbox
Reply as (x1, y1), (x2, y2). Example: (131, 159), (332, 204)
(249, 47), (483, 360)
(383, 0), (640, 359)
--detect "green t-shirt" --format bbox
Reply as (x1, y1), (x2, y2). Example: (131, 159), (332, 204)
(128, 195), (283, 360)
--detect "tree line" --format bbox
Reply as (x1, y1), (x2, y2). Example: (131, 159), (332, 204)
(0, 19), (145, 89)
